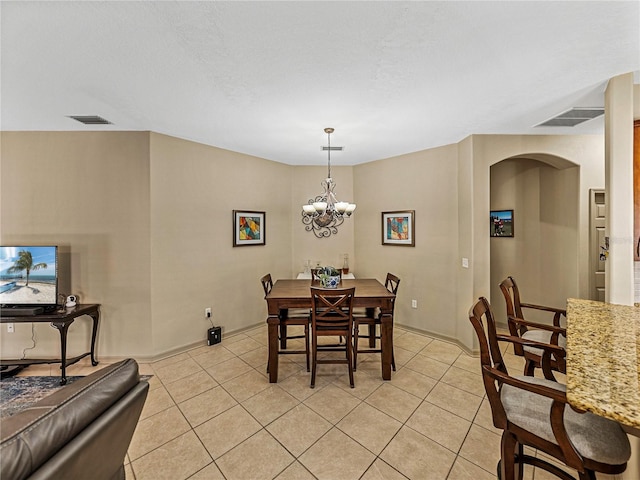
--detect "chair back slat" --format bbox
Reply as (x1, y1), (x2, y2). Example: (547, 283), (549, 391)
(468, 297), (508, 429)
(385, 273), (400, 313)
(260, 273), (273, 297)
(499, 275), (524, 319)
(499, 276), (525, 355)
(385, 273), (401, 295)
(311, 287), (355, 330)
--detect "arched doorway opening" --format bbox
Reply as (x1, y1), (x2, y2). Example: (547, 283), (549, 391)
(489, 153), (580, 326)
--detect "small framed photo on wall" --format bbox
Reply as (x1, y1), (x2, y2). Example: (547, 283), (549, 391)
(233, 210), (266, 246)
(490, 210), (514, 237)
(382, 210), (415, 246)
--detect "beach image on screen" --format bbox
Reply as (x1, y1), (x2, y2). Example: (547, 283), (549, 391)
(0, 246), (57, 305)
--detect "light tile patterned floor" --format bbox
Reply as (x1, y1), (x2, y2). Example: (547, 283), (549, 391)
(17, 325), (625, 480)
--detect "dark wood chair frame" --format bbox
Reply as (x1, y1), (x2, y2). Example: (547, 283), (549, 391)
(311, 267), (345, 342)
(353, 273), (399, 371)
(310, 287), (356, 388)
(499, 276), (567, 378)
(261, 274), (310, 372)
(469, 296), (628, 480)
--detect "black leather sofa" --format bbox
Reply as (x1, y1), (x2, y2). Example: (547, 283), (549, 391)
(0, 358), (149, 480)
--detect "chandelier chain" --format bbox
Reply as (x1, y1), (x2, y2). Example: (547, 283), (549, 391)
(327, 129), (331, 179)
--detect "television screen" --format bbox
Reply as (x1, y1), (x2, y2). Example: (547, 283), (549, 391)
(0, 246), (58, 308)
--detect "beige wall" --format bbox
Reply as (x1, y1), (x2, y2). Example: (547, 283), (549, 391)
(0, 132), (355, 360)
(605, 73), (635, 305)
(148, 133), (295, 354)
(464, 134), (605, 351)
(0, 129), (608, 359)
(489, 158), (579, 325)
(0, 131), (152, 358)
(354, 144), (460, 338)
(352, 136), (603, 350)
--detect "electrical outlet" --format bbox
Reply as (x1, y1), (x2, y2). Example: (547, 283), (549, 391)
(411, 300), (417, 309)
(462, 257), (469, 268)
(205, 307), (212, 318)
(7, 323), (14, 333)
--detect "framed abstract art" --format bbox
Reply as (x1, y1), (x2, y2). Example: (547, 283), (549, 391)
(382, 210), (415, 246)
(233, 210), (266, 246)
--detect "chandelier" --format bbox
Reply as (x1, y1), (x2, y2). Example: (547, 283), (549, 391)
(301, 128), (356, 238)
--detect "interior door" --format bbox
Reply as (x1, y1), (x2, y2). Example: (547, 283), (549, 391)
(634, 120), (640, 260)
(590, 189), (606, 301)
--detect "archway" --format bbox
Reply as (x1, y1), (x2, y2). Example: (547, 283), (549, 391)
(489, 154), (579, 326)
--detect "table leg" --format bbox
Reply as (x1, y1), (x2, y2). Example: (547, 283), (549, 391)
(51, 320), (72, 385)
(368, 324), (376, 348)
(380, 314), (392, 380)
(267, 315), (280, 383)
(88, 311), (100, 366)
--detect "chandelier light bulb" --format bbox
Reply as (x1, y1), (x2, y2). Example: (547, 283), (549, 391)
(335, 202), (349, 213)
(313, 201), (327, 212)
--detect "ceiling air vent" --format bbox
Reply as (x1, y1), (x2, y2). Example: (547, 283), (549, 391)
(536, 108), (604, 127)
(321, 146), (344, 151)
(67, 115), (112, 125)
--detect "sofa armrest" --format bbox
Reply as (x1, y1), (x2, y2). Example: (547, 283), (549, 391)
(1, 359), (148, 480)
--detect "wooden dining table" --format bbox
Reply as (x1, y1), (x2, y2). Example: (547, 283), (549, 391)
(265, 278), (396, 383)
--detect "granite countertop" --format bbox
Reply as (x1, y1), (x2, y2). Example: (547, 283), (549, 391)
(566, 298), (640, 428)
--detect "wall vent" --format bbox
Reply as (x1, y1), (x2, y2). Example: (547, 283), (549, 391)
(67, 115), (112, 125)
(536, 108), (604, 127)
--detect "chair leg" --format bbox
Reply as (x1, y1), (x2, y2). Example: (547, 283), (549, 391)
(500, 431), (518, 480)
(346, 335), (354, 388)
(310, 335), (317, 388)
(353, 320), (359, 371)
(515, 442), (524, 480)
(304, 322), (310, 372)
(389, 323), (396, 371)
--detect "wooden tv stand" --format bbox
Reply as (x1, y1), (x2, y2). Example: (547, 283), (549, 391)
(0, 304), (100, 384)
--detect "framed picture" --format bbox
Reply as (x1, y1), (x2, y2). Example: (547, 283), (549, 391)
(233, 210), (266, 246)
(382, 210), (415, 246)
(490, 209), (514, 237)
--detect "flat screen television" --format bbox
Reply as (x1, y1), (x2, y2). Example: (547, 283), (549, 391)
(0, 246), (59, 314)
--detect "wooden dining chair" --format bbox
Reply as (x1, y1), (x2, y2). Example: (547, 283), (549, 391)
(261, 274), (310, 372)
(468, 296), (630, 480)
(311, 267), (345, 342)
(310, 287), (356, 388)
(310, 268), (321, 281)
(499, 276), (567, 378)
(352, 273), (399, 371)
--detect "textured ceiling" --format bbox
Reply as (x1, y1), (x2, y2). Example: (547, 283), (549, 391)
(1, 1), (639, 165)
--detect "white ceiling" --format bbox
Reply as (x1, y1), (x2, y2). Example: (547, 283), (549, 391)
(1, 1), (639, 166)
